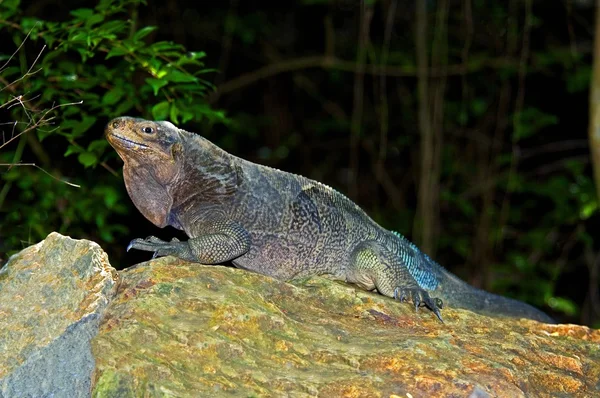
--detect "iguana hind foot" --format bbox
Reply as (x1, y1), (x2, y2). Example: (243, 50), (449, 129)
(394, 287), (444, 323)
(347, 240), (444, 322)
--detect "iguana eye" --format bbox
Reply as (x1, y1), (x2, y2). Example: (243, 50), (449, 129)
(141, 126), (154, 134)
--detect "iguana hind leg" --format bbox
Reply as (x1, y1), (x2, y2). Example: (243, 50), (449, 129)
(127, 220), (251, 264)
(346, 240), (444, 322)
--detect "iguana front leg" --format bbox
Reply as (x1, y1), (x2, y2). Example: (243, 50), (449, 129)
(346, 240), (444, 322)
(127, 220), (251, 264)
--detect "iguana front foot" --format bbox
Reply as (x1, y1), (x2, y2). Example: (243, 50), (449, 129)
(127, 221), (252, 264)
(127, 236), (195, 261)
(394, 287), (444, 323)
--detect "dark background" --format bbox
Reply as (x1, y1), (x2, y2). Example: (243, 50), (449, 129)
(1, 0), (599, 326)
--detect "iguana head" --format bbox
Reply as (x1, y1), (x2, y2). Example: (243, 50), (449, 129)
(106, 117), (183, 185)
(106, 116), (183, 227)
(106, 116), (239, 230)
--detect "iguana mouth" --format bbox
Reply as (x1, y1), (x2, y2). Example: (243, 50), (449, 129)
(109, 134), (149, 149)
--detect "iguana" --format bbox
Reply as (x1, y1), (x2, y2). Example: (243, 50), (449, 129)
(105, 116), (554, 323)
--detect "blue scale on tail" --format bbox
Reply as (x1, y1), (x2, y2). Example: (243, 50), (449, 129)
(391, 231), (439, 291)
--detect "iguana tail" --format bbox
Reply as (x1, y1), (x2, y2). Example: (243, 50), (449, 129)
(436, 269), (555, 323)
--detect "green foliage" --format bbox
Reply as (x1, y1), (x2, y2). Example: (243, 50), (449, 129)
(0, 0), (223, 260)
(513, 108), (559, 141)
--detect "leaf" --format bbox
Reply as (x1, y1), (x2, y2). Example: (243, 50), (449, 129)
(70, 8), (94, 20)
(547, 297), (578, 316)
(470, 98), (488, 116)
(20, 17), (43, 32)
(151, 41), (184, 53)
(37, 128), (54, 142)
(180, 108), (195, 123)
(72, 115), (97, 137)
(170, 102), (180, 124)
(102, 187), (118, 208)
(87, 139), (108, 154)
(98, 20), (127, 35)
(101, 86), (125, 105)
(174, 51), (207, 67)
(164, 69), (197, 83)
(105, 46), (129, 59)
(76, 47), (92, 62)
(187, 51), (206, 60)
(95, 213), (105, 228)
(64, 145), (82, 157)
(78, 152), (98, 168)
(133, 26), (157, 41)
(152, 101), (170, 120)
(579, 201), (598, 220)
(85, 13), (104, 27)
(513, 108), (559, 141)
(566, 66), (591, 94)
(145, 78), (168, 96)
(1, 0), (20, 16)
(114, 99), (135, 115)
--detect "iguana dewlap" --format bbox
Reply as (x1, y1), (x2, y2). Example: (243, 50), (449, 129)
(106, 116), (554, 323)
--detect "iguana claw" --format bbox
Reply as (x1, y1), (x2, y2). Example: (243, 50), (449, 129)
(394, 287), (444, 323)
(126, 236), (197, 261)
(127, 236), (172, 257)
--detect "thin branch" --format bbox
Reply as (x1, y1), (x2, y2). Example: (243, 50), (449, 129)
(0, 23), (40, 73)
(497, 0), (533, 243)
(210, 55), (518, 102)
(519, 139), (589, 159)
(377, 0), (396, 171)
(414, 0), (433, 252)
(0, 45), (46, 94)
(564, 0), (578, 58)
(0, 163), (80, 188)
(0, 100), (83, 150)
(460, 0), (473, 128)
(588, 0), (600, 202)
(213, 0), (239, 88)
(349, 1), (373, 199)
(0, 19), (22, 30)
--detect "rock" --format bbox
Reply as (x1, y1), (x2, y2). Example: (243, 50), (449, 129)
(1, 234), (599, 398)
(92, 256), (600, 398)
(0, 232), (118, 398)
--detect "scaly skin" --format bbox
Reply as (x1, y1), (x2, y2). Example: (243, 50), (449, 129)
(106, 116), (554, 323)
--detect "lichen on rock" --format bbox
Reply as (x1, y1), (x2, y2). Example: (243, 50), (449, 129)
(92, 256), (600, 398)
(1, 234), (599, 398)
(0, 232), (118, 397)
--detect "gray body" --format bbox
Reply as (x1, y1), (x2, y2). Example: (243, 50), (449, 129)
(108, 117), (554, 323)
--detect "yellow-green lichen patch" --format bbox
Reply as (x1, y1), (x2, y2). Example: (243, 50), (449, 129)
(92, 256), (600, 397)
(0, 233), (118, 382)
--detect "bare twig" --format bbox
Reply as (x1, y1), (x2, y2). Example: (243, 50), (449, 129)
(0, 45), (46, 94)
(0, 163), (80, 188)
(0, 100), (83, 151)
(0, 23), (40, 73)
